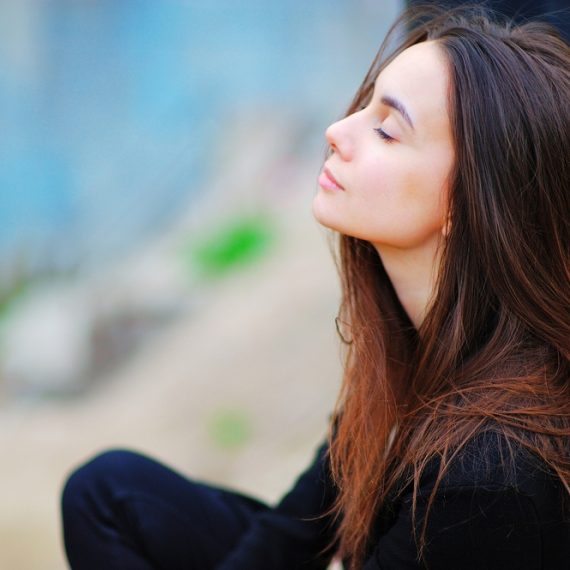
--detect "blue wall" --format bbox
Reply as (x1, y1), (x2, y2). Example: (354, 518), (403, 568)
(0, 0), (400, 273)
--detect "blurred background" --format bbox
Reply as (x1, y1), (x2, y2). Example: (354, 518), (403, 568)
(0, 1), (402, 568)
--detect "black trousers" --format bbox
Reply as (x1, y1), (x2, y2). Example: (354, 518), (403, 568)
(61, 449), (270, 569)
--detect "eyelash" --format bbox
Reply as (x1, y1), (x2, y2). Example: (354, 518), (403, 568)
(374, 127), (395, 143)
(357, 103), (396, 143)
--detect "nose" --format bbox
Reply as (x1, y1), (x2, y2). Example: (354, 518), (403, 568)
(325, 115), (354, 161)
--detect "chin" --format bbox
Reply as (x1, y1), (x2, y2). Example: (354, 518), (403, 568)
(311, 193), (341, 232)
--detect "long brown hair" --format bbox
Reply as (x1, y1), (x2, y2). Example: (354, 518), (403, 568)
(318, 4), (570, 568)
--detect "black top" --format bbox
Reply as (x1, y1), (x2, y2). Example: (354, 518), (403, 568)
(218, 429), (569, 569)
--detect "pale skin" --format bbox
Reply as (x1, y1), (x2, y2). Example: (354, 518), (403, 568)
(313, 40), (455, 329)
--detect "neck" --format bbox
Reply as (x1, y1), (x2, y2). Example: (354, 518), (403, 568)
(373, 233), (444, 330)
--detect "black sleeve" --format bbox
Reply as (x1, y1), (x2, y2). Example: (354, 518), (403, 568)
(216, 438), (339, 570)
(362, 484), (543, 570)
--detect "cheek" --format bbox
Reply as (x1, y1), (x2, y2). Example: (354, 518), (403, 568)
(312, 148), (453, 246)
(354, 156), (449, 245)
(414, 151), (453, 224)
(357, 157), (416, 211)
(377, 150), (449, 208)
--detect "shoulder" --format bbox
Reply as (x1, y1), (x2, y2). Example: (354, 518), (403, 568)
(365, 431), (570, 569)
(414, 430), (569, 562)
(421, 429), (563, 499)
(410, 429), (568, 521)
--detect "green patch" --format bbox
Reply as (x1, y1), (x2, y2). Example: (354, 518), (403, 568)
(0, 276), (29, 323)
(207, 408), (252, 450)
(180, 214), (275, 279)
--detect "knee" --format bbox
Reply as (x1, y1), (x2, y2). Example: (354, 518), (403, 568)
(61, 449), (144, 519)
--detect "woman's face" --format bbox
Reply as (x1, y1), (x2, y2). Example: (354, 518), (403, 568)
(313, 41), (454, 250)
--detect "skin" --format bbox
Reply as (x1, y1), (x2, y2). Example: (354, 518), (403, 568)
(313, 40), (455, 329)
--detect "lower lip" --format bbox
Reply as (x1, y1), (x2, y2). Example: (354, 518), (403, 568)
(318, 171), (344, 191)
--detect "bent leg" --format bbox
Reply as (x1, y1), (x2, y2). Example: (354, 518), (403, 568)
(61, 449), (269, 570)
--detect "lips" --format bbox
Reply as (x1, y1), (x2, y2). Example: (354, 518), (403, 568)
(318, 166), (345, 191)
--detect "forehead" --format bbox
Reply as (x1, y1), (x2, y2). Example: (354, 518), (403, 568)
(375, 41), (451, 139)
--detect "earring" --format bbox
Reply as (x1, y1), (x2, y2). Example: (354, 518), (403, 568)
(441, 215), (452, 238)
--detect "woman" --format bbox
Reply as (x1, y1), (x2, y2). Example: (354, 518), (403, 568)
(61, 5), (570, 569)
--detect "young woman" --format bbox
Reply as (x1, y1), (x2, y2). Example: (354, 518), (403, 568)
(61, 5), (570, 569)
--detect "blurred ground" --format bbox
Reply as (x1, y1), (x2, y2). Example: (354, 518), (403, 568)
(0, 161), (343, 569)
(0, 2), (405, 564)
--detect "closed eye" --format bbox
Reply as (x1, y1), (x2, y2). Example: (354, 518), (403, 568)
(374, 127), (395, 143)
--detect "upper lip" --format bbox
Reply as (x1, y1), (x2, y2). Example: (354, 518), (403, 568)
(323, 165), (344, 189)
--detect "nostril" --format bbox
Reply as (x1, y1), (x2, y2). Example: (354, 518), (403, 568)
(325, 131), (338, 154)
(324, 123), (351, 162)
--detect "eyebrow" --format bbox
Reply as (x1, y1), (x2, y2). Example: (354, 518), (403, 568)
(380, 94), (415, 132)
